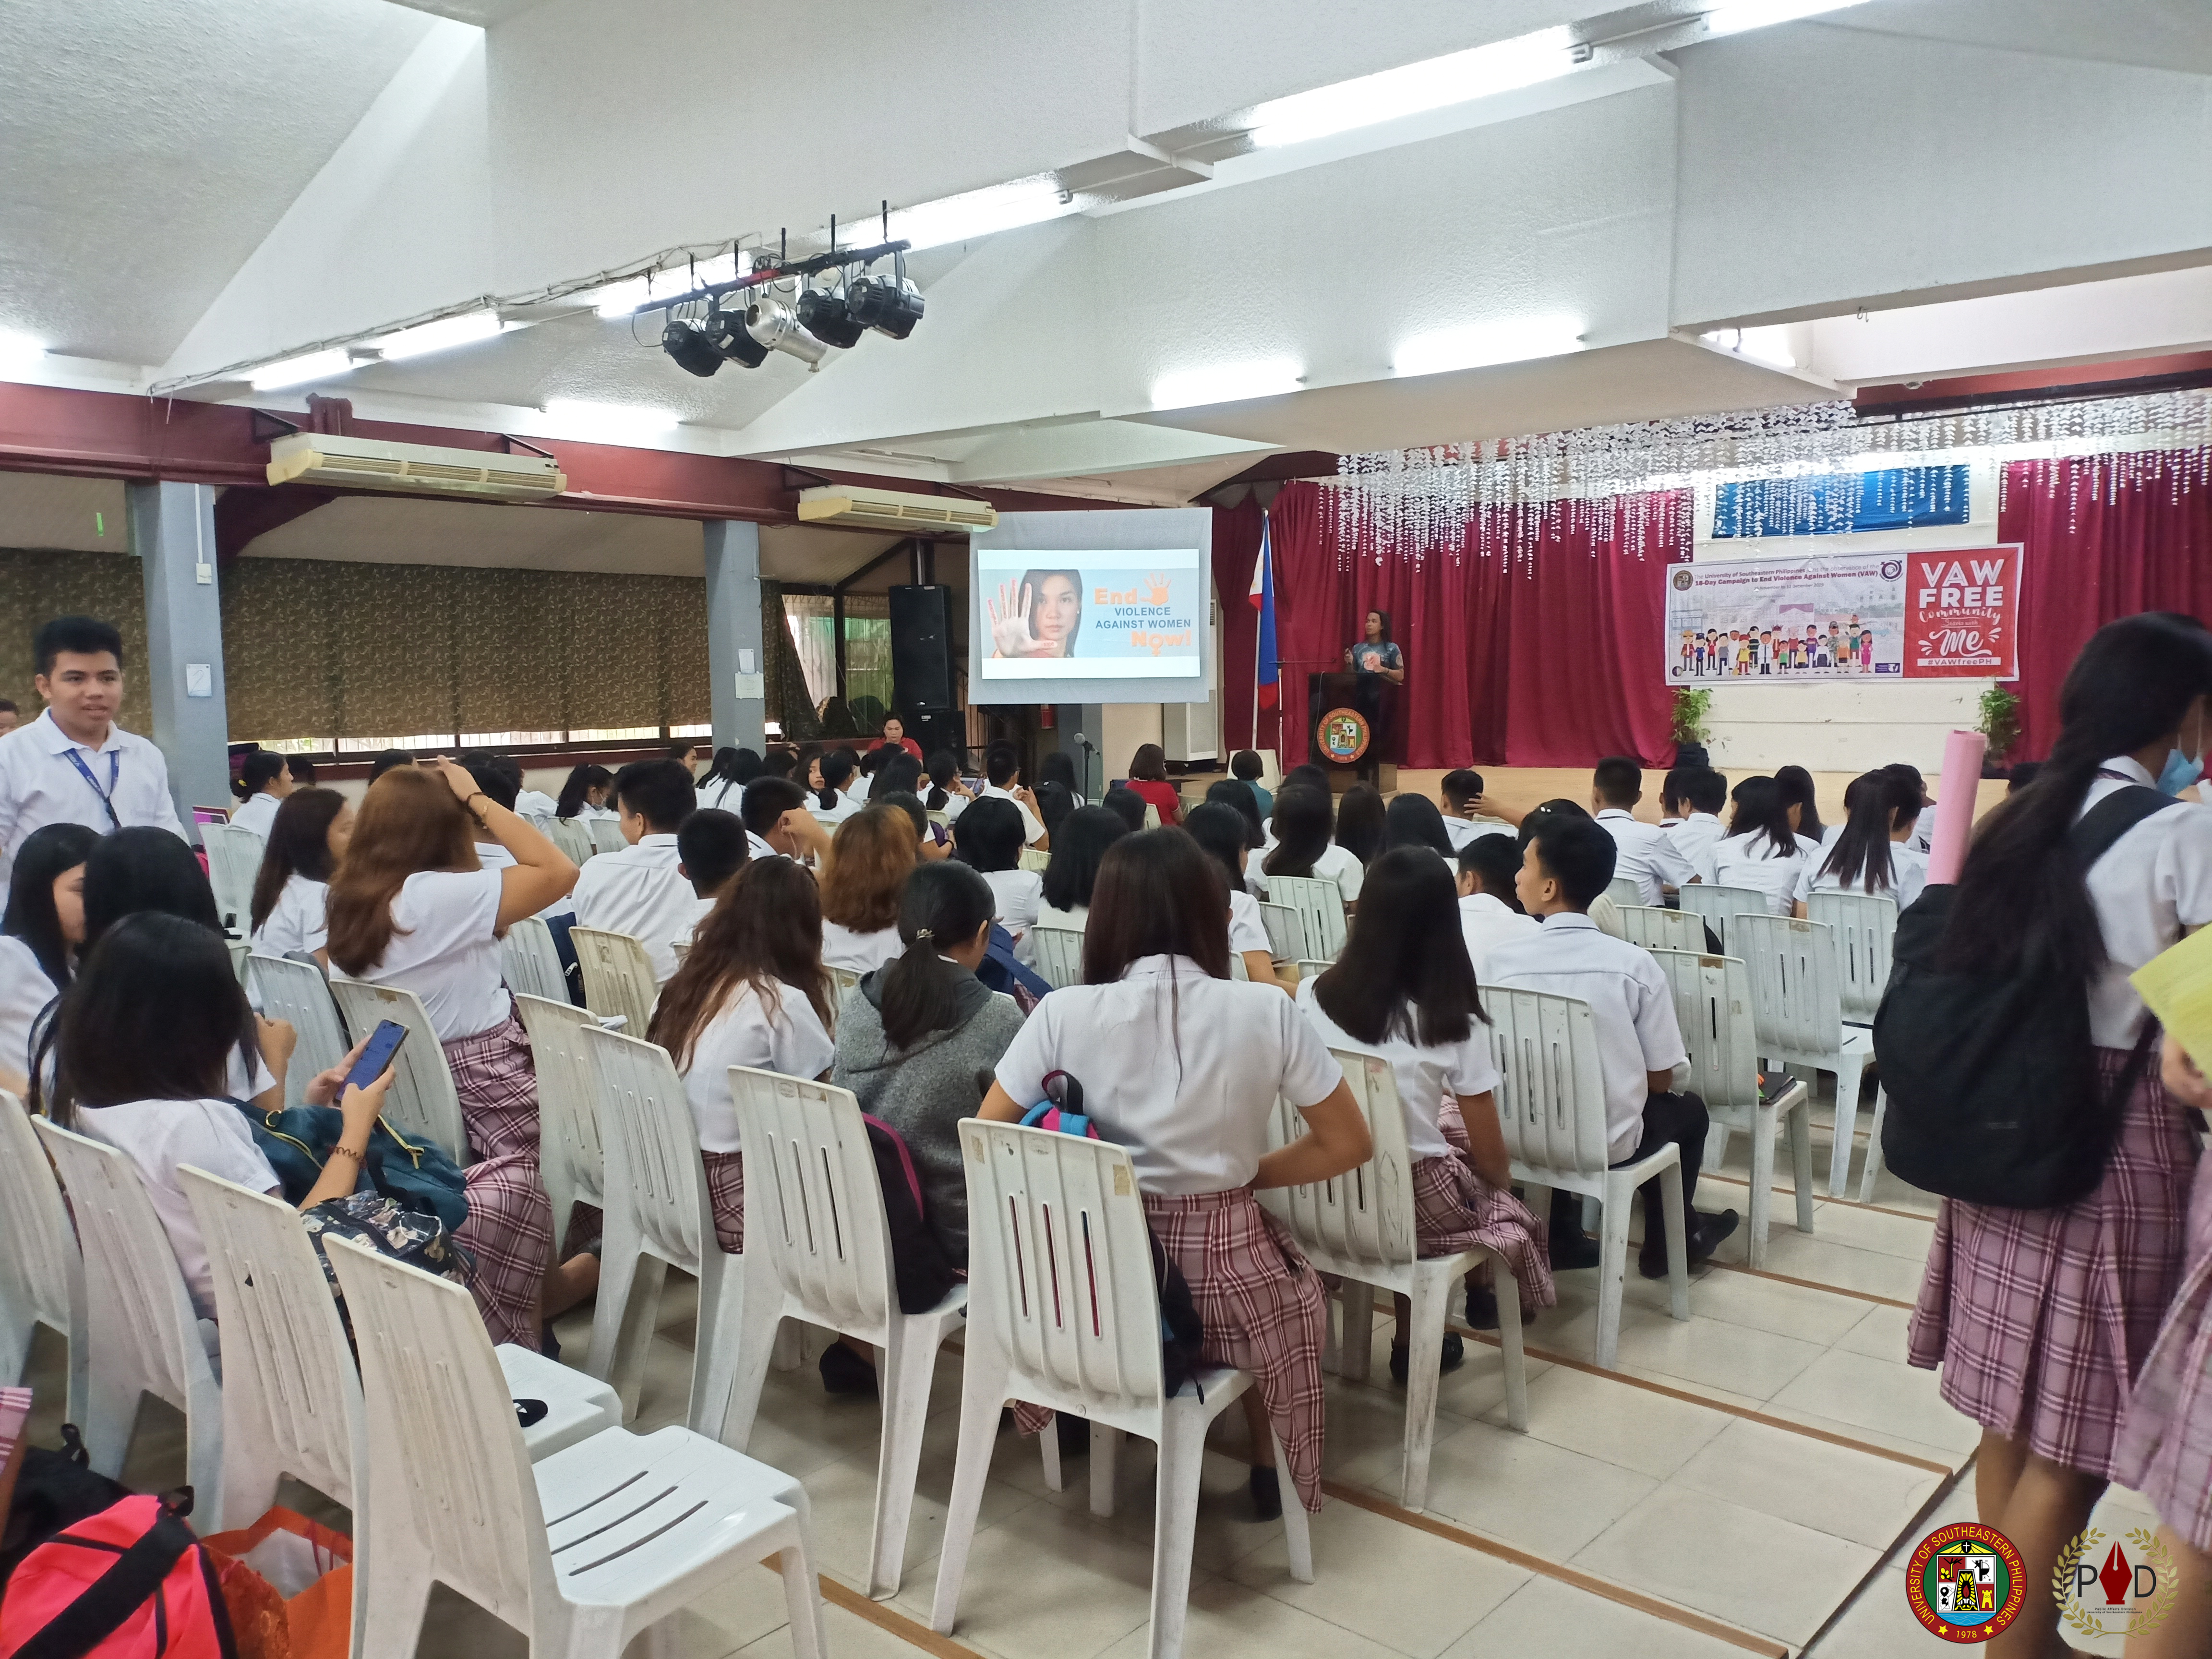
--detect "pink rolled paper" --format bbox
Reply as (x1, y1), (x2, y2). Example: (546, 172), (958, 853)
(1924, 729), (1988, 886)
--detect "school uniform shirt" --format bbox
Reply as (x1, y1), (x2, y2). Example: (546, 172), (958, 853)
(1483, 913), (1688, 1164)
(577, 803), (620, 821)
(0, 710), (186, 879)
(810, 790), (862, 827)
(2082, 757), (2212, 1046)
(251, 874), (329, 959)
(1254, 841), (1364, 906)
(821, 920), (903, 974)
(0, 935), (60, 1082)
(1693, 831), (1810, 915)
(1227, 887), (1270, 958)
(702, 778), (745, 813)
(981, 867), (1044, 956)
(1457, 892), (1539, 980)
(1293, 977), (1498, 1162)
(978, 784), (1046, 845)
(331, 867), (511, 1043)
(514, 789), (560, 818)
(229, 791), (281, 839)
(994, 953), (1343, 1195)
(746, 830), (786, 863)
(76, 1097), (280, 1319)
(475, 841), (517, 870)
(1443, 815), (1515, 851)
(1036, 900), (1088, 933)
(566, 832), (711, 984)
(1595, 808), (1695, 905)
(933, 792), (970, 824)
(680, 979), (837, 1153)
(1666, 812), (1726, 865)
(848, 773), (873, 804)
(1793, 842), (1930, 913)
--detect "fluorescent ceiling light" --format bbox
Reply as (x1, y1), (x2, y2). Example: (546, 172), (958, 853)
(1247, 26), (1579, 148)
(0, 330), (45, 373)
(251, 349), (355, 391)
(1151, 359), (1304, 410)
(1702, 325), (1797, 370)
(881, 178), (1076, 253)
(542, 398), (679, 444)
(371, 309), (512, 361)
(1394, 316), (1584, 377)
(1702, 0), (1872, 38)
(588, 252), (744, 319)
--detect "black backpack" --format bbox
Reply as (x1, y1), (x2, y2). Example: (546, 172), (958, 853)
(1873, 785), (2178, 1209)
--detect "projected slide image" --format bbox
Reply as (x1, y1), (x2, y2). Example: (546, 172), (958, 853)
(977, 547), (1204, 680)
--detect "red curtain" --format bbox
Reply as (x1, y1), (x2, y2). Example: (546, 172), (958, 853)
(1210, 494), (1268, 756)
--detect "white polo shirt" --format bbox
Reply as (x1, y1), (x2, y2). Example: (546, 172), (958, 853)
(331, 867), (511, 1042)
(514, 789), (559, 818)
(229, 791), (281, 839)
(1254, 841), (1364, 905)
(251, 874), (330, 959)
(810, 790), (862, 827)
(0, 935), (60, 1084)
(994, 954), (1343, 1195)
(822, 920), (903, 974)
(678, 978), (837, 1154)
(1483, 913), (1688, 1164)
(1595, 808), (1695, 906)
(1794, 841), (1930, 913)
(1294, 976), (1498, 1162)
(1458, 892), (1539, 980)
(565, 832), (711, 984)
(746, 831), (786, 863)
(1694, 831), (1811, 915)
(1227, 887), (1270, 958)
(1443, 815), (1515, 851)
(2081, 757), (2212, 1046)
(979, 784), (1046, 846)
(1666, 812), (1726, 865)
(0, 710), (186, 879)
(981, 868), (1043, 960)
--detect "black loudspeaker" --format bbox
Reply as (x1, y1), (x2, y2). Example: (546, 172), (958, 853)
(890, 584), (957, 713)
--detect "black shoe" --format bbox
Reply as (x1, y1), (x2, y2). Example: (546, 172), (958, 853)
(1249, 1466), (1283, 1521)
(1464, 1285), (1500, 1331)
(1055, 1413), (1091, 1458)
(1639, 1209), (1740, 1278)
(819, 1340), (879, 1396)
(1386, 1332), (1465, 1385)
(540, 1323), (561, 1364)
(1550, 1232), (1602, 1271)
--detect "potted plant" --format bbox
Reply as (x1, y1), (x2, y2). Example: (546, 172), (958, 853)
(1977, 685), (2021, 775)
(1671, 687), (1712, 767)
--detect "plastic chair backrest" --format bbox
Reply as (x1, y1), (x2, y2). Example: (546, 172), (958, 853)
(1257, 902), (1303, 962)
(31, 1119), (213, 1421)
(727, 1067), (895, 1334)
(515, 993), (607, 1207)
(961, 1119), (1167, 1416)
(1485, 987), (1613, 1178)
(228, 939), (251, 986)
(588, 819), (629, 857)
(248, 954), (350, 1106)
(579, 1025), (713, 1272)
(0, 1088), (82, 1381)
(1675, 883), (1767, 951)
(1732, 913), (1844, 1057)
(548, 819), (595, 864)
(827, 964), (861, 1001)
(1266, 874), (1346, 961)
(1018, 847), (1050, 874)
(200, 824), (262, 933)
(178, 1167), (361, 1510)
(1031, 926), (1085, 990)
(325, 980), (467, 1161)
(1645, 949), (1762, 1115)
(1807, 890), (1898, 1023)
(1604, 877), (1644, 911)
(571, 927), (659, 1039)
(1261, 1049), (1416, 1273)
(499, 916), (570, 1007)
(1615, 905), (1706, 954)
(1142, 803), (1162, 830)
(321, 1234), (547, 1628)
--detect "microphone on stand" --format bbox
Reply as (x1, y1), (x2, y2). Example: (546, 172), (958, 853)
(1072, 731), (1098, 800)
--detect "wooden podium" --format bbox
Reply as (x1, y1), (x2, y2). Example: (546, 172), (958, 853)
(1308, 671), (1396, 792)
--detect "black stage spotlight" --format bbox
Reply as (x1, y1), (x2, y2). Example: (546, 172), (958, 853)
(661, 318), (723, 377)
(795, 284), (865, 349)
(703, 305), (769, 368)
(849, 272), (924, 339)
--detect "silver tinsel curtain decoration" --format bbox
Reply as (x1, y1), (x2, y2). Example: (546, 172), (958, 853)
(1334, 387), (2212, 566)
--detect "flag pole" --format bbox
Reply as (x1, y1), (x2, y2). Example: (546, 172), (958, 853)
(1254, 511), (1267, 752)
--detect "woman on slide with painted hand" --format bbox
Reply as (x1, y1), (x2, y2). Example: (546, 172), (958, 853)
(988, 571), (1082, 659)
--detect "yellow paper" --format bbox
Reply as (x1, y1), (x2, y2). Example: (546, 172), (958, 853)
(2130, 926), (2212, 1065)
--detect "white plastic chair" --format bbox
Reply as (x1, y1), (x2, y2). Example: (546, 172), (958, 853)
(547, 818), (596, 865)
(500, 915), (571, 1007)
(514, 993), (608, 1258)
(571, 927), (659, 1041)
(1031, 924), (1085, 990)
(1807, 890), (1899, 1026)
(1676, 882), (1769, 952)
(248, 953), (349, 1107)
(723, 1066), (968, 1600)
(325, 980), (469, 1163)
(1018, 846), (1051, 874)
(0, 1089), (86, 1425)
(324, 1233), (826, 1659)
(1258, 1051), (1527, 1511)
(32, 1119), (223, 1517)
(1615, 905), (1707, 954)
(1731, 914), (1881, 1198)
(1647, 950), (1815, 1269)
(201, 822), (264, 935)
(577, 1026), (747, 1429)
(1604, 876), (1645, 911)
(587, 819), (629, 857)
(1265, 873), (1347, 962)
(1257, 901), (1304, 963)
(827, 963), (861, 1001)
(1486, 988), (1689, 1370)
(227, 938), (251, 986)
(933, 1121), (1313, 1659)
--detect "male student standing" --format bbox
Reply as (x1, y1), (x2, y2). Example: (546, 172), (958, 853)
(1589, 757), (1694, 905)
(560, 757), (709, 984)
(1484, 817), (1739, 1275)
(0, 615), (185, 879)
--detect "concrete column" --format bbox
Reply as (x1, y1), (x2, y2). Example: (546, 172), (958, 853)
(128, 481), (229, 835)
(704, 519), (765, 751)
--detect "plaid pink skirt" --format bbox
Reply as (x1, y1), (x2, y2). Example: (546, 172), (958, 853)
(443, 1009), (540, 1164)
(1414, 1103), (1556, 1318)
(1907, 1047), (2199, 1477)
(703, 1150), (744, 1256)
(2116, 1150), (2212, 1548)
(457, 1151), (552, 1350)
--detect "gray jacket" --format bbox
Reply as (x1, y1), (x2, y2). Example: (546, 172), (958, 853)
(831, 965), (1024, 1263)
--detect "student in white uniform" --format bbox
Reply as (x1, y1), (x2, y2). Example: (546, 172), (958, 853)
(1693, 776), (1812, 914)
(675, 808), (751, 907)
(1258, 786), (1365, 907)
(923, 751), (973, 824)
(247, 787), (352, 964)
(0, 821), (95, 1094)
(807, 752), (863, 826)
(978, 742), (1048, 847)
(1297, 847), (1553, 1357)
(561, 758), (709, 984)
(1455, 833), (1539, 979)
(1793, 769), (1929, 915)
(1590, 756), (1694, 906)
(1034, 804), (1127, 933)
(954, 796), (1041, 957)
(1884, 763), (1936, 854)
(228, 751), (294, 839)
(740, 777), (831, 866)
(1381, 793), (1459, 862)
(819, 805), (915, 975)
(555, 764), (618, 821)
(1665, 767), (1730, 865)
(1185, 802), (1286, 991)
(697, 747), (759, 815)
(978, 829), (1370, 1520)
(1440, 769), (1515, 850)
(1775, 765), (1828, 850)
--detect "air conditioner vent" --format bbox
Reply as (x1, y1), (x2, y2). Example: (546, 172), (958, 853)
(266, 433), (565, 501)
(796, 485), (997, 533)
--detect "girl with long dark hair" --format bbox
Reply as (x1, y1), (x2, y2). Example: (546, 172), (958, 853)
(248, 787), (352, 962)
(1037, 749), (1084, 809)
(1183, 802), (1283, 990)
(0, 822), (96, 1092)
(810, 751), (861, 822)
(954, 795), (1039, 954)
(1792, 770), (1926, 914)
(555, 763), (617, 820)
(1907, 613), (2212, 1652)
(1334, 783), (1386, 866)
(1205, 777), (1266, 850)
(923, 749), (971, 820)
(1298, 848), (1554, 1364)
(1259, 787), (1364, 906)
(978, 829), (1371, 1520)
(1036, 804), (1128, 931)
(1773, 764), (1826, 844)
(1692, 775), (1809, 914)
(229, 750), (294, 838)
(1382, 792), (1456, 861)
(700, 746), (761, 812)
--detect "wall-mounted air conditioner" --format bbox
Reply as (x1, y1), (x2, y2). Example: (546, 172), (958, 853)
(796, 484), (997, 533)
(265, 433), (565, 501)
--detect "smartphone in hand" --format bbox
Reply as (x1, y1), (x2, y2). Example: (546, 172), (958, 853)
(340, 1019), (409, 1096)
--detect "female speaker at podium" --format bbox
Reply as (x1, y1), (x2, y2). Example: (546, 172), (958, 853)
(1342, 609), (1404, 760)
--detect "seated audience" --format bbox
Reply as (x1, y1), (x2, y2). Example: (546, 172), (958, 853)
(1775, 764), (1827, 845)
(1334, 783), (1385, 866)
(563, 758), (707, 983)
(0, 822), (96, 1093)
(1795, 769), (1928, 914)
(1205, 777), (1267, 850)
(980, 741), (1047, 845)
(1656, 766), (1694, 829)
(760, 745), (801, 782)
(877, 752), (925, 802)
(1033, 780), (1077, 847)
(831, 861), (1022, 1266)
(466, 761), (521, 869)
(1485, 817), (1739, 1274)
(676, 807), (749, 901)
(954, 796), (1040, 955)
(1100, 785), (1148, 834)
(1440, 769), (1514, 849)
(1184, 802), (1285, 990)
(228, 750), (294, 838)
(1882, 762), (1936, 852)
(820, 805), (915, 974)
(1382, 792), (1456, 861)
(923, 749), (972, 822)
(248, 787), (351, 963)
(873, 789), (950, 861)
(1036, 804), (1127, 932)
(1231, 749), (1272, 818)
(740, 775), (831, 864)
(511, 758), (559, 818)
(699, 747), (760, 813)
(1694, 775), (1811, 914)
(367, 748), (414, 782)
(808, 751), (863, 824)
(1591, 756), (1693, 905)
(1665, 767), (1729, 863)
(875, 714), (924, 761)
(1122, 743), (1183, 827)
(978, 829), (1370, 1520)
(853, 746), (893, 804)
(555, 763), (618, 820)
(1037, 749), (1084, 808)
(1259, 787), (1364, 907)
(1298, 847), (1553, 1355)
(1456, 833), (1538, 977)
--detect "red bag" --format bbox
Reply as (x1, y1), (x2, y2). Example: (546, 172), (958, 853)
(0, 1493), (237, 1659)
(198, 1508), (353, 1659)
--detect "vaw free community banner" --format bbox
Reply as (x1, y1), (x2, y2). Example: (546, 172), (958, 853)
(1663, 545), (2021, 684)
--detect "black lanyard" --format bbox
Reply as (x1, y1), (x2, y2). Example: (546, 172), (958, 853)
(62, 747), (121, 830)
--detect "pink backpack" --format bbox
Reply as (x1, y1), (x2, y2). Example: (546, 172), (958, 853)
(0, 1494), (237, 1659)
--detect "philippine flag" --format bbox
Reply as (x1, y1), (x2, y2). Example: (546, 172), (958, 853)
(1250, 515), (1280, 709)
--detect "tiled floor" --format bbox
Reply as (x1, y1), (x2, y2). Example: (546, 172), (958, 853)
(17, 1093), (2172, 1657)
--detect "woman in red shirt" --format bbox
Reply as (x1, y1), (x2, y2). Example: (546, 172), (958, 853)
(873, 714), (925, 761)
(1124, 743), (1182, 826)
